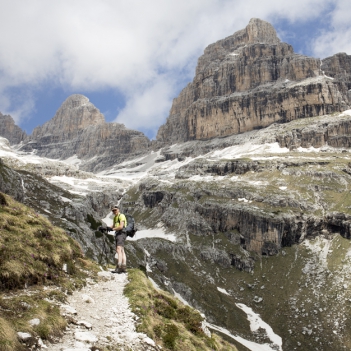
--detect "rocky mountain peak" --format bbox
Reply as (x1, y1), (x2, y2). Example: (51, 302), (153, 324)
(13, 93), (150, 171)
(0, 112), (27, 144)
(246, 18), (280, 45)
(157, 18), (351, 144)
(61, 93), (90, 109)
(201, 18), (281, 63)
(32, 94), (105, 138)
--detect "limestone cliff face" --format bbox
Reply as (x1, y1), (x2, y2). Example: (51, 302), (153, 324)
(0, 113), (27, 144)
(156, 18), (351, 144)
(18, 94), (150, 172)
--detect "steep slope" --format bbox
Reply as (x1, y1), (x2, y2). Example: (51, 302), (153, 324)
(0, 192), (239, 351)
(157, 18), (351, 144)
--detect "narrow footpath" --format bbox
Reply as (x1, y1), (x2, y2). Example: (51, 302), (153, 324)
(48, 271), (158, 351)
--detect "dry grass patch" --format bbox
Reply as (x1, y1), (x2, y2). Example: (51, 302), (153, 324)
(0, 192), (84, 291)
(0, 317), (22, 351)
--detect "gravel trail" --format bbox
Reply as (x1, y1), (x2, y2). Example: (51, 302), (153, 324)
(47, 271), (158, 351)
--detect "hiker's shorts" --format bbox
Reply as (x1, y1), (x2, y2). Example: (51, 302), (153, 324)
(115, 231), (127, 247)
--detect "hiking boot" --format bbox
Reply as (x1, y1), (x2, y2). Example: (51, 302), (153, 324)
(121, 264), (127, 273)
(111, 264), (120, 273)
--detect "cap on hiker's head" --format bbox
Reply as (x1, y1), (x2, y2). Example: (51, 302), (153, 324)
(111, 206), (119, 211)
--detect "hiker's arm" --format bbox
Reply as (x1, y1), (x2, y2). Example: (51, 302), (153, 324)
(113, 221), (124, 231)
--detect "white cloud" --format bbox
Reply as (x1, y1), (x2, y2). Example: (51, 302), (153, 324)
(311, 0), (351, 58)
(0, 83), (36, 124)
(0, 0), (347, 134)
(115, 75), (177, 138)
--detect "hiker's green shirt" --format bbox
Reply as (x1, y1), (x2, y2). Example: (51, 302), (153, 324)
(113, 213), (127, 229)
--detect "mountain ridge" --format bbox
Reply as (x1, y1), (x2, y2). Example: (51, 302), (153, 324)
(8, 94), (151, 172)
(0, 18), (351, 173)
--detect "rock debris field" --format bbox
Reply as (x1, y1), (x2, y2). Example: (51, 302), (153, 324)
(47, 271), (158, 351)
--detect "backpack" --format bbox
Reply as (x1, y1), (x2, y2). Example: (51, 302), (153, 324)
(122, 214), (137, 238)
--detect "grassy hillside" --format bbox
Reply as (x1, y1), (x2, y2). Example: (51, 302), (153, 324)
(125, 268), (238, 351)
(0, 191), (98, 351)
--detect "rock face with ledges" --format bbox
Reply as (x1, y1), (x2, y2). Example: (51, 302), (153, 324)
(157, 18), (351, 144)
(321, 52), (351, 82)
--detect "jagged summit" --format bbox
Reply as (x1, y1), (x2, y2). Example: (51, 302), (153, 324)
(211, 18), (281, 52)
(0, 112), (27, 144)
(32, 94), (105, 139)
(61, 93), (90, 108)
(245, 18), (280, 44)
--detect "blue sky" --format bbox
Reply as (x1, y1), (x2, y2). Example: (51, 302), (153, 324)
(0, 0), (350, 140)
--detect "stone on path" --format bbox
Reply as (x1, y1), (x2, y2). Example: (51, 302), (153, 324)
(74, 331), (98, 343)
(143, 336), (156, 346)
(81, 294), (95, 303)
(28, 318), (40, 326)
(77, 320), (92, 329)
(17, 332), (32, 341)
(61, 304), (77, 314)
(97, 271), (112, 280)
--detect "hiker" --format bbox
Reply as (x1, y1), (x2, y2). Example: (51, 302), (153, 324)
(111, 206), (127, 273)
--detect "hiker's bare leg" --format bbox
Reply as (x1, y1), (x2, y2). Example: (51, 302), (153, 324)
(117, 246), (126, 266)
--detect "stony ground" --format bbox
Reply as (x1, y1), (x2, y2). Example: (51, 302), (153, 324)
(47, 270), (159, 351)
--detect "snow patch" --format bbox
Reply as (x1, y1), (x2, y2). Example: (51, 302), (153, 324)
(238, 198), (251, 203)
(296, 146), (321, 153)
(207, 323), (281, 351)
(127, 228), (177, 242)
(63, 155), (82, 166)
(341, 109), (351, 117)
(189, 175), (220, 182)
(217, 287), (231, 295)
(210, 142), (289, 160)
(172, 289), (190, 306)
(148, 277), (159, 289)
(235, 303), (282, 351)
